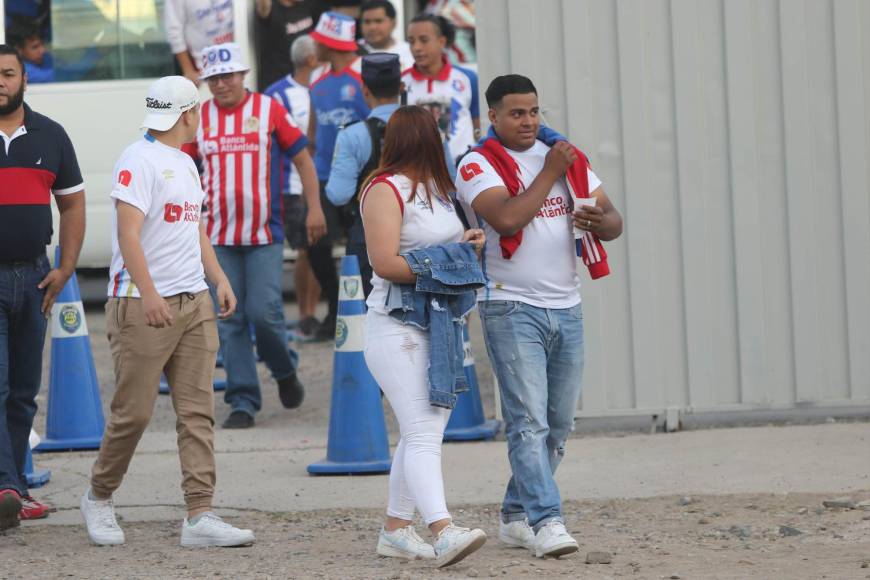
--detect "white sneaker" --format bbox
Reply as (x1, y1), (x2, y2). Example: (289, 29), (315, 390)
(80, 491), (125, 546)
(376, 526), (436, 560)
(180, 512), (255, 548)
(499, 518), (535, 551)
(433, 523), (487, 568)
(534, 520), (578, 558)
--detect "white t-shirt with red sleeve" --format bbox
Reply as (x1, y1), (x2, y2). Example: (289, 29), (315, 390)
(455, 140), (602, 309)
(107, 135), (208, 298)
(190, 91), (308, 246)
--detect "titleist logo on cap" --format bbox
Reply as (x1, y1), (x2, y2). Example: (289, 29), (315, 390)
(146, 97), (173, 110)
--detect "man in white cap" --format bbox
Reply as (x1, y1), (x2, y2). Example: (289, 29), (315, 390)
(80, 76), (256, 548)
(187, 43), (324, 429)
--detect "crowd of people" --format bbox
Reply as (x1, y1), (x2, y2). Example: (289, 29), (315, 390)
(0, 0), (626, 570)
(1, 0), (475, 85)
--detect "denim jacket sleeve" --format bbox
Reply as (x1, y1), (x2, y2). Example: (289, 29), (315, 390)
(385, 242), (485, 409)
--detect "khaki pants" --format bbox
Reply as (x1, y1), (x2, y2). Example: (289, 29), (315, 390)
(91, 291), (219, 511)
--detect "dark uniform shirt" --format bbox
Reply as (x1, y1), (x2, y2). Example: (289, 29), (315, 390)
(256, 0), (327, 90)
(0, 103), (84, 262)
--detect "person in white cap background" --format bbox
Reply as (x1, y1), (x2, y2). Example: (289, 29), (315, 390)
(305, 11), (371, 342)
(186, 43), (325, 429)
(80, 75), (256, 548)
(164, 0), (234, 86)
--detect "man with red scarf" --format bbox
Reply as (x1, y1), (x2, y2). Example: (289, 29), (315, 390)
(455, 75), (622, 560)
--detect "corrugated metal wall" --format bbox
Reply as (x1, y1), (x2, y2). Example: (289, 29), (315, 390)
(476, 0), (870, 418)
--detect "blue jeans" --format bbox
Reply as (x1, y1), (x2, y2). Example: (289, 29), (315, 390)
(479, 300), (584, 531)
(0, 255), (50, 494)
(214, 244), (296, 417)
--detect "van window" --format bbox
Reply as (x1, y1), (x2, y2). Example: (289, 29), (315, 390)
(4, 0), (174, 83)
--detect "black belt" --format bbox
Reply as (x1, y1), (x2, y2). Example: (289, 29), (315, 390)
(0, 257), (44, 267)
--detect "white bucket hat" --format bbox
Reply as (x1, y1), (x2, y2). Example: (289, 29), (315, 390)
(310, 12), (358, 52)
(140, 76), (199, 132)
(199, 42), (250, 80)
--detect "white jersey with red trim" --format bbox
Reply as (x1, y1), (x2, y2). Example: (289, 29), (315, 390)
(191, 91), (308, 246)
(361, 173), (465, 313)
(401, 57), (479, 162)
(107, 135), (208, 298)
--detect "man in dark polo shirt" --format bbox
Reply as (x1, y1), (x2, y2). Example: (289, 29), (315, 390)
(0, 44), (85, 530)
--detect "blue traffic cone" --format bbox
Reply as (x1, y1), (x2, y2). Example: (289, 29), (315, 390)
(443, 325), (501, 441)
(308, 256), (391, 475)
(36, 249), (105, 452)
(25, 443), (51, 488)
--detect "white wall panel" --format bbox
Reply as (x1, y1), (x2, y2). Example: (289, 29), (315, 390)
(476, 0), (870, 418)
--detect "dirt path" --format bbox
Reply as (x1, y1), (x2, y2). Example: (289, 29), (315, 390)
(3, 493), (869, 579)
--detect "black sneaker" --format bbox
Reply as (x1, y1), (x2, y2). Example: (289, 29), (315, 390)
(312, 316), (336, 343)
(297, 316), (320, 340)
(277, 372), (305, 409)
(222, 411), (254, 429)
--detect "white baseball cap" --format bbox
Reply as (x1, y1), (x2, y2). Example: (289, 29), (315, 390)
(141, 76), (199, 132)
(199, 42), (250, 80)
(310, 12), (358, 52)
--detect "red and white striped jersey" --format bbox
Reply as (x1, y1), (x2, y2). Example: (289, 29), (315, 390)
(187, 91), (308, 246)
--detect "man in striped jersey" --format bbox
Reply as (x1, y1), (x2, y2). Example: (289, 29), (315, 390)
(187, 43), (325, 429)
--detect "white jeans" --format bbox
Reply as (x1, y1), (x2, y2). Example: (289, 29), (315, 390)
(364, 310), (451, 525)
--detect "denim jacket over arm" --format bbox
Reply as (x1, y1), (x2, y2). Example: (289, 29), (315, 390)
(385, 242), (486, 409)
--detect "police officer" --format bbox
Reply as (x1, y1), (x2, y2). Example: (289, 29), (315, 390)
(326, 53), (456, 297)
(325, 53), (401, 297)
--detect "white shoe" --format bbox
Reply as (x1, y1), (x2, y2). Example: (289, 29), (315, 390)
(376, 526), (436, 560)
(433, 523), (487, 568)
(80, 491), (125, 546)
(180, 512), (255, 548)
(499, 518), (535, 551)
(534, 520), (578, 558)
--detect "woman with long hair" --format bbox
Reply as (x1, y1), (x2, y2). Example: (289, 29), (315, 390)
(361, 106), (487, 568)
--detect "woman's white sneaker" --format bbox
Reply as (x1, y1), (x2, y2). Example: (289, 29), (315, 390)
(80, 491), (125, 546)
(376, 526), (436, 560)
(180, 512), (255, 548)
(534, 520), (578, 558)
(433, 523), (487, 568)
(499, 518), (536, 551)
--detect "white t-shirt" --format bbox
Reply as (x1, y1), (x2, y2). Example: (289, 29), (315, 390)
(361, 40), (414, 71)
(455, 140), (602, 309)
(164, 0), (234, 63)
(361, 173), (465, 313)
(107, 136), (208, 298)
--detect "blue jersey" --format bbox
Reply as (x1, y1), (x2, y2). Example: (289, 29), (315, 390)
(309, 58), (370, 181)
(265, 75), (311, 196)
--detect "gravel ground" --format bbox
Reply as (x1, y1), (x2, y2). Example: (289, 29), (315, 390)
(15, 289), (870, 579)
(4, 493), (870, 579)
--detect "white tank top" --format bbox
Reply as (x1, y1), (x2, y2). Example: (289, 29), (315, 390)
(362, 173), (465, 313)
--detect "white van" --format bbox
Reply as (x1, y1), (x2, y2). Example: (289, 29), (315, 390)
(2, 1), (472, 269)
(1, 1), (259, 267)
